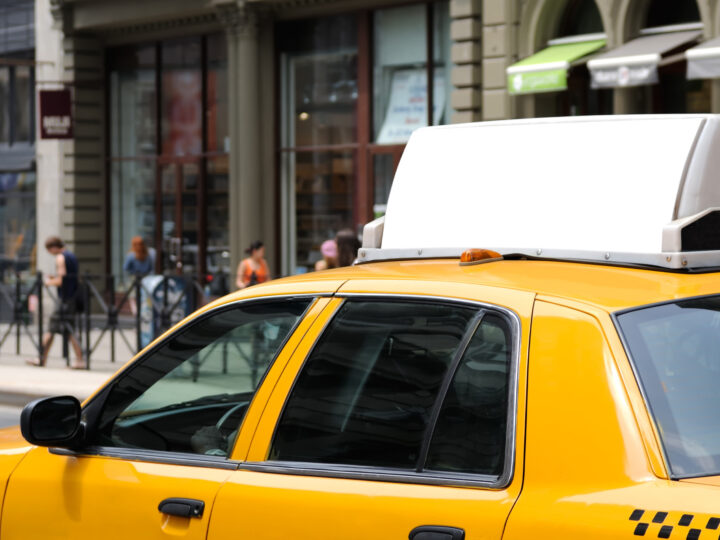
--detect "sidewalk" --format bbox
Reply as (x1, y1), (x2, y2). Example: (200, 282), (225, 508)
(0, 325), (137, 406)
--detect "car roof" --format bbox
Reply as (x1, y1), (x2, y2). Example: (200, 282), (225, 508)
(241, 259), (720, 314)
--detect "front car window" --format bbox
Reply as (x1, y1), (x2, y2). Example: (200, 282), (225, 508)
(91, 299), (311, 457)
(616, 296), (720, 477)
(269, 299), (514, 481)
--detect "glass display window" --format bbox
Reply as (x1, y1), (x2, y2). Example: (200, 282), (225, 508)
(373, 3), (450, 143)
(0, 59), (33, 146)
(207, 34), (229, 154)
(0, 68), (8, 144)
(0, 171), (35, 279)
(278, 4), (450, 275)
(162, 39), (202, 157)
(108, 35), (228, 280)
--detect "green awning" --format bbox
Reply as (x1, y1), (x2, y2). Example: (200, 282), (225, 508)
(507, 38), (606, 95)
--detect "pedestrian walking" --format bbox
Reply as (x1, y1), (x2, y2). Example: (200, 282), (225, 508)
(236, 241), (270, 289)
(26, 236), (85, 368)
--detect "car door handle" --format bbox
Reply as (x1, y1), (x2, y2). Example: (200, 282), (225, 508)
(158, 497), (205, 518)
(409, 525), (465, 540)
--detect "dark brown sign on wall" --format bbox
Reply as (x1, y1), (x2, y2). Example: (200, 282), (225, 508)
(39, 89), (73, 139)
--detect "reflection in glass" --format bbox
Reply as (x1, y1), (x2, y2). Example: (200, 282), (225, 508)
(280, 15), (358, 148)
(0, 172), (36, 278)
(426, 314), (511, 475)
(373, 2), (450, 142)
(13, 65), (31, 142)
(0, 68), (8, 143)
(271, 300), (478, 468)
(207, 156), (230, 294)
(372, 153), (394, 218)
(111, 160), (156, 278)
(207, 34), (229, 153)
(94, 300), (311, 455)
(162, 39), (202, 156)
(433, 2), (452, 126)
(288, 151), (355, 273)
(109, 48), (156, 158)
(373, 5), (427, 143)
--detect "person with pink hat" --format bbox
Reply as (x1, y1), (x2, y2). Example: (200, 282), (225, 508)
(315, 239), (338, 271)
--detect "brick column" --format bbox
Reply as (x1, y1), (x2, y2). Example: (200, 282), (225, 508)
(46, 1), (106, 276)
(450, 0), (482, 122)
(481, 0), (518, 120)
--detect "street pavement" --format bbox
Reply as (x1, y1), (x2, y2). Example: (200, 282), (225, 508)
(0, 324), (134, 407)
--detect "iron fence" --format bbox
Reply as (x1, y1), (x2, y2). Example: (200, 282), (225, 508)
(0, 272), (210, 369)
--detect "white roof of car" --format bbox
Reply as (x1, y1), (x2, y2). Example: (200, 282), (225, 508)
(360, 115), (720, 270)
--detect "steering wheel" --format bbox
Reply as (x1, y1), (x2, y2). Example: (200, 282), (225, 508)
(215, 401), (249, 434)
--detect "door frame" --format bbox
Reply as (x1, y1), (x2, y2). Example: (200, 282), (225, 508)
(155, 155), (206, 277)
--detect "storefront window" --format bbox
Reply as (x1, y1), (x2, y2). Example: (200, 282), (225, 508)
(433, 3), (452, 126)
(279, 6), (449, 274)
(373, 3), (450, 143)
(207, 34), (228, 154)
(109, 45), (157, 278)
(162, 39), (202, 157)
(0, 172), (35, 278)
(373, 5), (427, 143)
(281, 16), (358, 148)
(13, 65), (31, 142)
(0, 69), (9, 144)
(109, 45), (156, 157)
(109, 36), (228, 280)
(279, 15), (358, 273)
(289, 150), (355, 270)
(110, 160), (156, 279)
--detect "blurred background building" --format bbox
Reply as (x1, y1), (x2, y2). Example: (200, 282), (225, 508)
(0, 0), (35, 280)
(29, 0), (720, 286)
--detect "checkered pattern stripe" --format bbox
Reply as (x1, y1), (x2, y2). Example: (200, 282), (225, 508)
(630, 510), (720, 539)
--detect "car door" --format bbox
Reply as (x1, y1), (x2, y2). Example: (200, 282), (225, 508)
(209, 281), (534, 540)
(0, 295), (333, 540)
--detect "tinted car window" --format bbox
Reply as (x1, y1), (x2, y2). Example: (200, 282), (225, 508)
(616, 296), (720, 477)
(426, 314), (511, 475)
(270, 299), (514, 477)
(91, 299), (311, 456)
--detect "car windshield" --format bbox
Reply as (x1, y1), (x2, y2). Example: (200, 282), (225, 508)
(616, 295), (720, 478)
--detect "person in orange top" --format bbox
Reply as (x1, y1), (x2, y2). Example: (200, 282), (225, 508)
(236, 241), (270, 289)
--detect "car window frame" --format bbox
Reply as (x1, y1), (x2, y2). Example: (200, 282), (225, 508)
(239, 293), (521, 489)
(49, 294), (324, 469)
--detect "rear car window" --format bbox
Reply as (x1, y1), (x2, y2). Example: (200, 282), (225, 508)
(269, 299), (514, 479)
(616, 296), (720, 478)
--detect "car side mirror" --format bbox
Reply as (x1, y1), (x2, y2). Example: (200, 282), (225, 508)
(20, 395), (84, 448)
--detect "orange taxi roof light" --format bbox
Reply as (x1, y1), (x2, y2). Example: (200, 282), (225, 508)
(460, 249), (503, 264)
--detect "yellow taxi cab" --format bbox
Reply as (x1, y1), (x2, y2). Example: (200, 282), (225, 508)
(3, 115), (720, 540)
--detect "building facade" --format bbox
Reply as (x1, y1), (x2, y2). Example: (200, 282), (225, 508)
(0, 0), (35, 279)
(33, 0), (720, 286)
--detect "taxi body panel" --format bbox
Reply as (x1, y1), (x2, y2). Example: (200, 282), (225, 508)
(1, 259), (720, 538)
(1, 448), (232, 540)
(211, 278), (534, 540)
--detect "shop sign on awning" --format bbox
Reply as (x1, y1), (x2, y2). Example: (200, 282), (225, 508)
(39, 89), (73, 139)
(686, 36), (720, 79)
(588, 29), (701, 88)
(506, 36), (606, 95)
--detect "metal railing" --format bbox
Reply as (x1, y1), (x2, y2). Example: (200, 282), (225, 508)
(0, 272), (210, 369)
